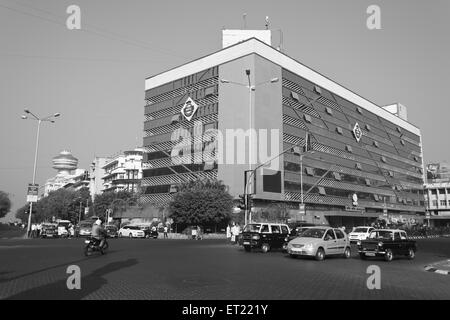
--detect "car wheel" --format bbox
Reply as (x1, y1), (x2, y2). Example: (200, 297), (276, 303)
(315, 248), (325, 261)
(289, 254), (297, 259)
(129, 233), (133, 238)
(407, 248), (415, 260)
(261, 243), (270, 253)
(384, 249), (394, 262)
(118, 233), (122, 238)
(84, 245), (92, 257)
(343, 247), (351, 259)
(359, 253), (366, 260)
(244, 245), (251, 252)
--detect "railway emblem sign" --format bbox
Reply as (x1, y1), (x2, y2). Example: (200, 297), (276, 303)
(181, 97), (199, 121)
(353, 122), (363, 142)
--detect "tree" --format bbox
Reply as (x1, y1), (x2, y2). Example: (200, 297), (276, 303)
(168, 179), (233, 228)
(0, 191), (12, 219)
(92, 190), (136, 219)
(14, 187), (92, 224)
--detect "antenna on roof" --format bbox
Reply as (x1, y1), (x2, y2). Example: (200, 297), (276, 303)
(243, 13), (247, 29)
(265, 16), (270, 30)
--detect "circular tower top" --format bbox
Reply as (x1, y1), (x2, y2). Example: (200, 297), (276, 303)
(52, 150), (78, 175)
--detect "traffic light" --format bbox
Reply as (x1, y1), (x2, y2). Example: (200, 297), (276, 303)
(247, 194), (254, 211)
(238, 194), (246, 210)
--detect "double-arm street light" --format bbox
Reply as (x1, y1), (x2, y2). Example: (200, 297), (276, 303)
(220, 70), (279, 225)
(21, 109), (60, 238)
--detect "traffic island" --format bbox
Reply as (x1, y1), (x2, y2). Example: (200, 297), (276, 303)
(425, 260), (450, 275)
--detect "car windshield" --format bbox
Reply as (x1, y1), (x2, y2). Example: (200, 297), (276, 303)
(368, 231), (393, 240)
(106, 226), (116, 230)
(295, 227), (310, 236)
(300, 228), (326, 239)
(353, 227), (369, 233)
(244, 224), (261, 232)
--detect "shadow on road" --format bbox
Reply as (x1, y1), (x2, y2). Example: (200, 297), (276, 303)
(5, 259), (138, 300)
(0, 250), (118, 284)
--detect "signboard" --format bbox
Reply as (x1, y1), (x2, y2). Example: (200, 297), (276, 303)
(352, 193), (358, 206)
(26, 184), (39, 203)
(84, 207), (89, 214)
(345, 206), (365, 212)
(299, 204), (305, 215)
(352, 122), (363, 142)
(181, 97), (199, 121)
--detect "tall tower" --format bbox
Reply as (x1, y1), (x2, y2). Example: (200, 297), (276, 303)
(52, 150), (78, 176)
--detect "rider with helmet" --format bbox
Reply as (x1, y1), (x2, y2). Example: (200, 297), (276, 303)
(91, 218), (106, 248)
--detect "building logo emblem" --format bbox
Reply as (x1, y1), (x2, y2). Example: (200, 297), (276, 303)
(181, 97), (199, 121)
(353, 122), (363, 142)
(352, 193), (358, 206)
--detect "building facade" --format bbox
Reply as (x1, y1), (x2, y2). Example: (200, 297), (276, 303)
(424, 162), (450, 227)
(44, 150), (87, 197)
(141, 35), (425, 228)
(89, 157), (111, 199)
(102, 149), (143, 193)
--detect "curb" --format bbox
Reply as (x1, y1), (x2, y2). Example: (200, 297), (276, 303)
(424, 260), (450, 275)
(409, 235), (450, 240)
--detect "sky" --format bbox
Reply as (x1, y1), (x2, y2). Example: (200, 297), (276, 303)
(0, 0), (449, 222)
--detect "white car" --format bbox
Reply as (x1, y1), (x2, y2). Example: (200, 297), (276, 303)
(348, 226), (374, 243)
(118, 225), (145, 238)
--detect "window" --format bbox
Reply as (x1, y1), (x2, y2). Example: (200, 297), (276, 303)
(400, 139), (405, 146)
(261, 225), (270, 233)
(414, 156), (419, 162)
(394, 232), (401, 241)
(381, 156), (387, 163)
(314, 85), (322, 95)
(324, 229), (335, 240)
(204, 86), (215, 97)
(271, 225), (281, 233)
(448, 200), (450, 206)
(305, 167), (315, 176)
(402, 199), (407, 205)
(169, 185), (177, 193)
(373, 141), (379, 148)
(356, 107), (363, 114)
(281, 226), (289, 234)
(333, 172), (342, 181)
(336, 127), (343, 135)
(441, 200), (447, 206)
(400, 232), (407, 240)
(365, 178), (371, 186)
(291, 91), (299, 101)
(365, 124), (371, 131)
(345, 145), (353, 153)
(334, 229), (345, 239)
(432, 200), (438, 206)
(204, 161), (215, 171)
(355, 163), (362, 170)
(318, 186), (326, 195)
(373, 194), (379, 201)
(325, 107), (333, 115)
(303, 114), (312, 123)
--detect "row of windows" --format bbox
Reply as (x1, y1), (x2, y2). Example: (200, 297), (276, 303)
(284, 181), (424, 206)
(431, 200), (450, 207)
(429, 188), (450, 195)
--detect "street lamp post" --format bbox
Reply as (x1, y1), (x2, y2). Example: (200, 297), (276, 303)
(220, 71), (279, 226)
(22, 109), (60, 238)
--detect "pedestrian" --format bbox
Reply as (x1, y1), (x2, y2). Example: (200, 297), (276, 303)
(191, 226), (197, 240)
(197, 226), (202, 240)
(231, 223), (236, 244)
(36, 223), (41, 238)
(163, 225), (168, 239)
(226, 224), (231, 243)
(31, 224), (36, 238)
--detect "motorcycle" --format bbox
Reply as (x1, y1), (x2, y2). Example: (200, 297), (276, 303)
(84, 236), (109, 256)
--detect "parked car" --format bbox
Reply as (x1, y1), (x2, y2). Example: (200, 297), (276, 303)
(41, 223), (58, 238)
(57, 220), (71, 237)
(282, 226), (315, 251)
(241, 223), (290, 253)
(286, 226), (351, 261)
(357, 229), (417, 262)
(105, 225), (118, 238)
(77, 221), (93, 237)
(348, 226), (375, 243)
(118, 225), (145, 238)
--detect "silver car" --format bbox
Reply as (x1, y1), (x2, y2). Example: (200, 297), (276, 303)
(286, 227), (351, 261)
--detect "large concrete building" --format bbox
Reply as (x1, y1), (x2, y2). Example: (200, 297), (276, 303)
(424, 162), (450, 227)
(141, 32), (425, 227)
(102, 149), (143, 193)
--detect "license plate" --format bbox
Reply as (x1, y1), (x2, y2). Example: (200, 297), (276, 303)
(365, 252), (376, 256)
(243, 241), (250, 245)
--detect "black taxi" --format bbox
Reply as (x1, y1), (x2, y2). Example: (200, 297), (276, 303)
(241, 223), (290, 253)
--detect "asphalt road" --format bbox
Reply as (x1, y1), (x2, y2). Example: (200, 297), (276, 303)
(1, 237), (449, 300)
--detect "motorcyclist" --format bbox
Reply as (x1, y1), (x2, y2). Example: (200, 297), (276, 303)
(91, 219), (106, 248)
